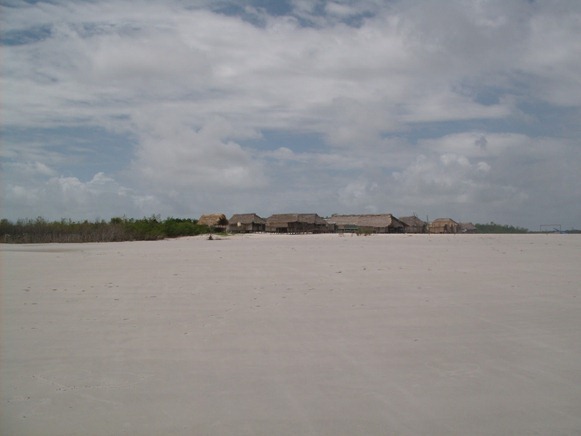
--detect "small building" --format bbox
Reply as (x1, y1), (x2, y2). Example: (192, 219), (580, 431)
(198, 213), (228, 231)
(265, 213), (330, 234)
(326, 214), (407, 233)
(227, 213), (266, 233)
(429, 218), (460, 234)
(399, 216), (428, 233)
(459, 222), (477, 233)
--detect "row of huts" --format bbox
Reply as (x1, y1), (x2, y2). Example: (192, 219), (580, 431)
(198, 213), (477, 234)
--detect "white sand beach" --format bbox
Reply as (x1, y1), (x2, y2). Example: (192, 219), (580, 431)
(2, 233), (581, 435)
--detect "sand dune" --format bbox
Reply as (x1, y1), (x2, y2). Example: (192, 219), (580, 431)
(2, 234), (580, 435)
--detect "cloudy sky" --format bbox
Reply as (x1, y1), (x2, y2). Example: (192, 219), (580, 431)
(2, 0), (580, 229)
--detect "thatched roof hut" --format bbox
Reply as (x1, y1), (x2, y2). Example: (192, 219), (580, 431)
(459, 222), (477, 233)
(198, 213), (228, 230)
(227, 213), (266, 233)
(326, 214), (407, 233)
(265, 213), (330, 234)
(429, 218), (460, 234)
(399, 216), (428, 233)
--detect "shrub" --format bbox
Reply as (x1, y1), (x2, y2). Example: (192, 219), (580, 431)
(0, 216), (212, 243)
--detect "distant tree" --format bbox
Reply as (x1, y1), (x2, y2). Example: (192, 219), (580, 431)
(475, 222), (529, 234)
(0, 216), (211, 243)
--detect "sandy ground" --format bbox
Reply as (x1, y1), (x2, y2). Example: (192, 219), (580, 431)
(1, 233), (580, 435)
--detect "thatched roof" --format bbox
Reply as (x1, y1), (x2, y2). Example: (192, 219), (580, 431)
(430, 218), (458, 225)
(228, 213), (266, 225)
(459, 222), (477, 232)
(198, 213), (228, 227)
(266, 213), (327, 226)
(429, 218), (460, 233)
(327, 214), (406, 229)
(399, 216), (427, 227)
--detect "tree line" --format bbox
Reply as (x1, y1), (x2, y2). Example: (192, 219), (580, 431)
(2, 217), (576, 243)
(474, 222), (529, 234)
(473, 222), (579, 234)
(0, 216), (212, 243)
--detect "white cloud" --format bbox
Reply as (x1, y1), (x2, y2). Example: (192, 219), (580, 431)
(3, 172), (155, 221)
(9, 161), (57, 178)
(521, 3), (581, 106)
(338, 178), (381, 212)
(2, 0), (527, 131)
(129, 114), (267, 193)
(2, 0), (581, 228)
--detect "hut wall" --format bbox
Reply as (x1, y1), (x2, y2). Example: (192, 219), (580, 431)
(429, 222), (458, 234)
(388, 224), (405, 233)
(266, 223), (289, 233)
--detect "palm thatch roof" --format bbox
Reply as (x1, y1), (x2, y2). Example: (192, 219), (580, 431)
(399, 216), (427, 227)
(430, 218), (458, 225)
(429, 218), (460, 233)
(266, 213), (328, 226)
(459, 222), (477, 232)
(228, 213), (266, 225)
(198, 213), (228, 227)
(399, 215), (428, 233)
(326, 214), (407, 232)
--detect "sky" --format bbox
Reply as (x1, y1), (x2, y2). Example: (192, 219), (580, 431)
(1, 0), (580, 229)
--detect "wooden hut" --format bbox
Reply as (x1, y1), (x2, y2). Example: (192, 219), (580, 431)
(428, 218), (460, 234)
(399, 216), (428, 233)
(227, 213), (266, 233)
(265, 213), (330, 234)
(326, 214), (407, 233)
(198, 213), (228, 231)
(459, 222), (477, 233)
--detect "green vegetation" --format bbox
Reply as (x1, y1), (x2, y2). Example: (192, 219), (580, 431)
(3, 216), (574, 243)
(475, 222), (529, 234)
(0, 216), (212, 243)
